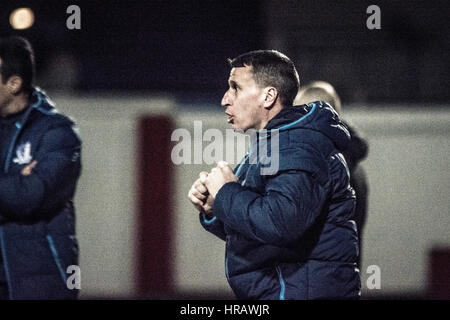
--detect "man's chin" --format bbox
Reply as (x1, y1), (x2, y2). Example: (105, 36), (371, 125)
(230, 123), (240, 132)
(228, 121), (247, 133)
(231, 126), (246, 134)
(229, 122), (237, 131)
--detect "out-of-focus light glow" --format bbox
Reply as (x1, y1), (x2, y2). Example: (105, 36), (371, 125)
(9, 8), (35, 30)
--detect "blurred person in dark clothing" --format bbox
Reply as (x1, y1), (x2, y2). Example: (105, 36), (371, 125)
(295, 81), (369, 268)
(0, 36), (81, 299)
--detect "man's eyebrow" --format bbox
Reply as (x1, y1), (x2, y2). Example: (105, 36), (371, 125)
(229, 80), (240, 88)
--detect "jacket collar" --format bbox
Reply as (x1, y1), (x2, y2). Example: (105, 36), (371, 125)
(264, 105), (309, 130)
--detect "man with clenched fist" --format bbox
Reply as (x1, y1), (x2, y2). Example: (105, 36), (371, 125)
(188, 50), (360, 300)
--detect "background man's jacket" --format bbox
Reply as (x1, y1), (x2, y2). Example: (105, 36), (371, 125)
(341, 120), (369, 268)
(200, 101), (360, 300)
(0, 88), (81, 299)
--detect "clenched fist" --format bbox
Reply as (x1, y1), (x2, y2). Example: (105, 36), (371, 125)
(188, 161), (238, 215)
(188, 171), (214, 214)
(204, 161), (238, 199)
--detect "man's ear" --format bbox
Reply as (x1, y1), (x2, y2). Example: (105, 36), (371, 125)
(263, 87), (278, 109)
(7, 75), (23, 95)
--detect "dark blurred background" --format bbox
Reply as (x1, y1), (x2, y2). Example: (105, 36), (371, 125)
(1, 0), (449, 105)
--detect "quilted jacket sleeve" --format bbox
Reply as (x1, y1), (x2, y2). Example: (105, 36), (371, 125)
(0, 124), (81, 221)
(211, 145), (331, 246)
(212, 169), (328, 245)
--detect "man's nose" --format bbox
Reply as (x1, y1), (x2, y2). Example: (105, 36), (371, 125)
(221, 90), (231, 108)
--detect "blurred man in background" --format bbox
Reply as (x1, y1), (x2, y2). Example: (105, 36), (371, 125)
(295, 81), (369, 268)
(189, 50), (360, 299)
(0, 36), (81, 299)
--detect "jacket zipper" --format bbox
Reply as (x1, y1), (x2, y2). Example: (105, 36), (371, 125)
(4, 105), (34, 173)
(275, 265), (286, 300)
(46, 235), (68, 285)
(225, 235), (230, 282)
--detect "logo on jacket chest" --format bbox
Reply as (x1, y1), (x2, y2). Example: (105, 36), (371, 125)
(13, 142), (33, 165)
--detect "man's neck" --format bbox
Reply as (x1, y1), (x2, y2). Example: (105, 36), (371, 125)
(0, 93), (29, 117)
(258, 103), (284, 130)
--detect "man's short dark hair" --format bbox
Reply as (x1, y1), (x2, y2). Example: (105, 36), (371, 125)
(0, 36), (35, 93)
(228, 50), (300, 107)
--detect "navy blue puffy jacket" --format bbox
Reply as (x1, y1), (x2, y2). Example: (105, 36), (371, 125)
(0, 88), (81, 299)
(200, 101), (360, 300)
